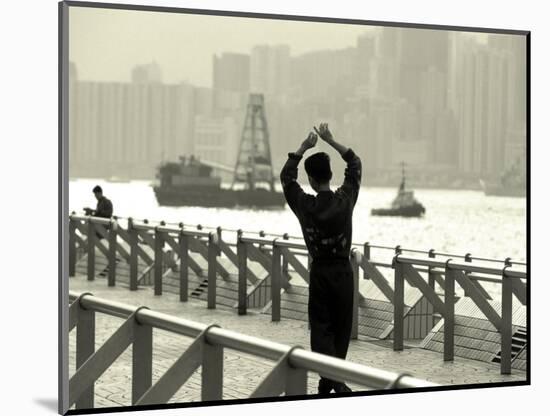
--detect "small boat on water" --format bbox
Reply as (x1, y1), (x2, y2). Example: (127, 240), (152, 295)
(371, 163), (426, 217)
(152, 155), (285, 208)
(152, 93), (285, 209)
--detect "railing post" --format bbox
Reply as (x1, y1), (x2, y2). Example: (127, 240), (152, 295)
(282, 233), (289, 281)
(201, 335), (224, 401)
(258, 230), (267, 256)
(364, 242), (371, 261)
(428, 249), (436, 287)
(128, 218), (138, 291)
(285, 347), (308, 396)
(427, 249), (436, 328)
(393, 256), (404, 351)
(363, 242), (370, 282)
(464, 252), (473, 281)
(237, 230), (248, 315)
(216, 226), (222, 256)
(107, 219), (117, 287)
(271, 241), (282, 322)
(179, 228), (189, 302)
(500, 266), (513, 374)
(207, 232), (218, 309)
(444, 260), (455, 361)
(154, 227), (164, 296)
(69, 215), (76, 277)
(75, 298), (95, 409)
(87, 218), (95, 281)
(351, 249), (360, 340)
(132, 315), (152, 405)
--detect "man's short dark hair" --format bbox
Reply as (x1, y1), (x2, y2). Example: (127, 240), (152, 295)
(93, 185), (103, 194)
(305, 152), (332, 183)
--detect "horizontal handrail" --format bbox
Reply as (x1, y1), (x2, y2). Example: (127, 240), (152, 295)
(367, 262), (520, 284)
(69, 291), (436, 390)
(239, 235), (306, 250)
(87, 219), (217, 240)
(395, 255), (527, 279)
(70, 214), (113, 226)
(70, 211), (524, 265)
(352, 242), (525, 265)
(130, 222), (157, 232)
(155, 225), (215, 239)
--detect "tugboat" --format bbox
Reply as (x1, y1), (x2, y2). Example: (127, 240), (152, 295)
(152, 93), (285, 209)
(371, 162), (426, 217)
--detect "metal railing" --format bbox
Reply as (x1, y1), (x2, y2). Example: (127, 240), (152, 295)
(68, 291), (437, 410)
(69, 214), (223, 297)
(69, 213), (528, 375)
(392, 255), (527, 375)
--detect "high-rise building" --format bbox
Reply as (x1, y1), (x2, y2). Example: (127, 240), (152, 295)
(212, 53), (249, 118)
(291, 48), (355, 98)
(69, 79), (197, 179)
(457, 42), (514, 177)
(131, 61), (163, 84)
(354, 32), (377, 92)
(399, 28), (450, 109)
(250, 44), (290, 98)
(370, 58), (400, 101)
(371, 28), (401, 101)
(419, 66), (458, 166)
(488, 34), (527, 138)
(212, 52), (250, 93)
(193, 115), (240, 182)
(449, 32), (526, 177)
(376, 27), (402, 61)
(457, 45), (487, 176)
(194, 87), (213, 116)
(447, 33), (477, 115)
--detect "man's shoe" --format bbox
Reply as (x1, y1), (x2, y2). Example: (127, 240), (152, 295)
(333, 382), (352, 393)
(318, 378), (334, 395)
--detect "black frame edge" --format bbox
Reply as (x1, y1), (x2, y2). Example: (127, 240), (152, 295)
(63, 0), (530, 35)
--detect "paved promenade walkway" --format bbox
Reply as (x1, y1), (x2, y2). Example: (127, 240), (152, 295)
(68, 275), (526, 409)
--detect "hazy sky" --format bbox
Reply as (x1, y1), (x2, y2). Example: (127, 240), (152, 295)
(69, 6), (375, 86)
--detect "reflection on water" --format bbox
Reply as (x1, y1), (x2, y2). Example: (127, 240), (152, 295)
(69, 178), (526, 262)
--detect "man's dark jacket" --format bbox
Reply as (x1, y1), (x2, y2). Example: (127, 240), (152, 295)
(279, 148), (362, 259)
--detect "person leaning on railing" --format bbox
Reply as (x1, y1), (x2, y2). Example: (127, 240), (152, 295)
(84, 185), (113, 218)
(280, 123), (362, 395)
(84, 185), (114, 240)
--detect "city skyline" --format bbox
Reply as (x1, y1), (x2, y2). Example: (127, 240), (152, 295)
(70, 6), (374, 86)
(68, 7), (526, 190)
(69, 6), (490, 86)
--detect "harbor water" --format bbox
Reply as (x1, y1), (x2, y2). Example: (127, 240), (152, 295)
(69, 178), (527, 263)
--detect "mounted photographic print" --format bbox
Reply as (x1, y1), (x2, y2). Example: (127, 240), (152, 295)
(59, 1), (529, 414)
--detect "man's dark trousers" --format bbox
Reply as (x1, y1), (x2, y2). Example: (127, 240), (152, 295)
(308, 258), (354, 385)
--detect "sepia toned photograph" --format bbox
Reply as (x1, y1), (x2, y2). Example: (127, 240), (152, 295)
(59, 1), (529, 414)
